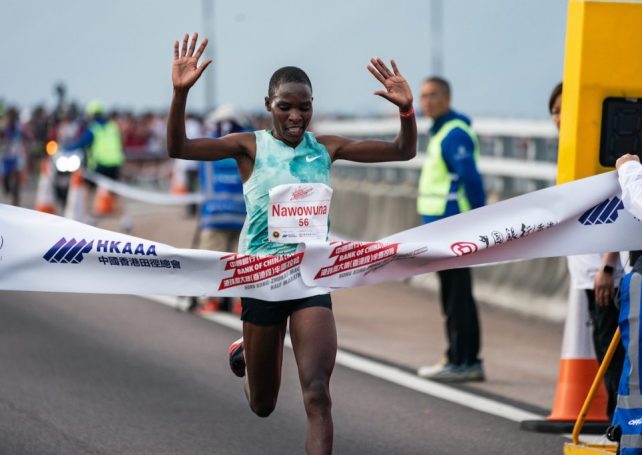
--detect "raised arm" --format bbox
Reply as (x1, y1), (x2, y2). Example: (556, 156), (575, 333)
(167, 33), (254, 162)
(319, 58), (417, 163)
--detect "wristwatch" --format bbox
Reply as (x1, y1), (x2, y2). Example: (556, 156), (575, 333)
(602, 264), (614, 274)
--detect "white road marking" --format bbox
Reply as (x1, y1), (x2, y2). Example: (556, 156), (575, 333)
(141, 294), (545, 423)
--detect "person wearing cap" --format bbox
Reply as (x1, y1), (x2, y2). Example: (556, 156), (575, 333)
(68, 100), (125, 181)
(74, 100), (125, 180)
(66, 100), (128, 228)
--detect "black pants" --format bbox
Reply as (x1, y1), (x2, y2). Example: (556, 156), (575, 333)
(585, 289), (625, 419)
(437, 267), (481, 366)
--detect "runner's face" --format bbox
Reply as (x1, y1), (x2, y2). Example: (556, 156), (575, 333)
(265, 82), (313, 147)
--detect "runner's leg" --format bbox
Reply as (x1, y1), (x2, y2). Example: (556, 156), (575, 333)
(243, 320), (288, 417)
(289, 306), (337, 455)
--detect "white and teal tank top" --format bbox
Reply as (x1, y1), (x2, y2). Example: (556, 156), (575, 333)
(239, 130), (331, 255)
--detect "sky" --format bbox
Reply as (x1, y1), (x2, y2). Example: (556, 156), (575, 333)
(1, 0), (567, 119)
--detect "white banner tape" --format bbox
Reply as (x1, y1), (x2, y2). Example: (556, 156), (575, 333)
(84, 171), (204, 206)
(1, 171), (642, 300)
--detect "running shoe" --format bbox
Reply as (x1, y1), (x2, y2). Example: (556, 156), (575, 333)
(228, 337), (246, 378)
(418, 360), (485, 383)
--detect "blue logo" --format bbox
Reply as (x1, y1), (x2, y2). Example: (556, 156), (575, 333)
(44, 238), (94, 263)
(578, 197), (624, 225)
(44, 237), (159, 264)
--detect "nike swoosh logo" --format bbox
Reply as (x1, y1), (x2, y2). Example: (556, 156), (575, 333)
(305, 155), (322, 163)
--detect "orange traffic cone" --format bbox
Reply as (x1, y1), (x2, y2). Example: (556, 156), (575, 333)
(34, 159), (56, 214)
(94, 184), (115, 216)
(521, 288), (609, 433)
(547, 288), (609, 422)
(170, 161), (188, 195)
(196, 297), (221, 315)
(231, 298), (242, 316)
(64, 170), (86, 221)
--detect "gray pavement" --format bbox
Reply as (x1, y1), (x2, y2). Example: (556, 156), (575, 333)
(96, 202), (563, 413)
(0, 291), (566, 454)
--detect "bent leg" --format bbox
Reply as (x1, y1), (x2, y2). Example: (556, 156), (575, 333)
(243, 320), (287, 417)
(290, 306), (337, 455)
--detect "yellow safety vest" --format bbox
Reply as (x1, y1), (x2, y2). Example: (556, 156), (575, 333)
(88, 121), (124, 170)
(417, 119), (480, 216)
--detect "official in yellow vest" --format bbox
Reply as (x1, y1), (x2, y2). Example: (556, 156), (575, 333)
(65, 100), (129, 229)
(416, 77), (486, 383)
(67, 100), (125, 180)
(85, 100), (124, 179)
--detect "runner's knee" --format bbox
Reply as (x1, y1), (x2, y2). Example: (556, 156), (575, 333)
(302, 379), (331, 415)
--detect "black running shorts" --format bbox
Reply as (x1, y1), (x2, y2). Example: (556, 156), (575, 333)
(241, 294), (332, 326)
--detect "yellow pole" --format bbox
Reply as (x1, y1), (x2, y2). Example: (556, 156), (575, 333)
(572, 327), (621, 445)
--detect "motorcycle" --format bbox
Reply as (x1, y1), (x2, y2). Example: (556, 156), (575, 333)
(50, 145), (84, 206)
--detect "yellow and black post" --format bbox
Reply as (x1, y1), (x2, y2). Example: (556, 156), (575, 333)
(557, 0), (642, 184)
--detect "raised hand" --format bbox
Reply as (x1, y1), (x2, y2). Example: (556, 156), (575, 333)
(172, 32), (212, 92)
(367, 58), (413, 112)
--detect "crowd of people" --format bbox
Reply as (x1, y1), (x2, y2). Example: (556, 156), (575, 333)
(0, 100), (264, 206)
(0, 102), (165, 202)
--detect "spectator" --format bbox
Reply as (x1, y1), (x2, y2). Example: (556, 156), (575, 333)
(66, 100), (129, 230)
(416, 77), (486, 382)
(191, 104), (249, 314)
(66, 100), (125, 181)
(552, 82), (624, 419)
(0, 107), (26, 206)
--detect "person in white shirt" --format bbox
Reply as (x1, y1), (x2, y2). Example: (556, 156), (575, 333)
(616, 154), (642, 222)
(550, 83), (624, 418)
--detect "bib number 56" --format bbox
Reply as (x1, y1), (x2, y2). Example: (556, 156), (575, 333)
(298, 218), (310, 227)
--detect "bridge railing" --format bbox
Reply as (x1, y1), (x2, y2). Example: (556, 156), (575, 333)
(314, 116), (559, 200)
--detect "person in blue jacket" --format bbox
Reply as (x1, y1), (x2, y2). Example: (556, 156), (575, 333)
(416, 76), (486, 382)
(192, 106), (249, 314)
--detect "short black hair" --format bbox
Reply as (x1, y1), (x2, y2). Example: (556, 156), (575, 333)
(423, 76), (451, 97)
(549, 82), (563, 114)
(268, 66), (312, 98)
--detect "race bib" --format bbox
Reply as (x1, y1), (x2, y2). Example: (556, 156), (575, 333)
(268, 183), (333, 244)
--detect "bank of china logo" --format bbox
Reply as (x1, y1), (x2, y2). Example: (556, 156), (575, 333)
(578, 197), (624, 226)
(43, 238), (94, 264)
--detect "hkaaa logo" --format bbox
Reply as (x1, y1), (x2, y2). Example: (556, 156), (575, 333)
(43, 237), (158, 264)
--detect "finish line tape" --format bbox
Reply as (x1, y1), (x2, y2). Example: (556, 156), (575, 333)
(2, 171), (642, 300)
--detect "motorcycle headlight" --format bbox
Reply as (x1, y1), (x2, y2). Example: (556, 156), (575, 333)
(67, 155), (81, 172)
(54, 152), (82, 173)
(54, 155), (68, 172)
